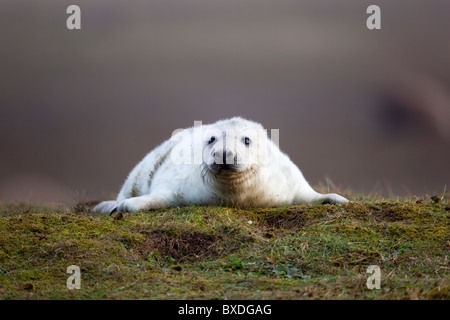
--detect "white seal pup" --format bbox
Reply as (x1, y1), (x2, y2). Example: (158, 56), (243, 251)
(94, 117), (348, 214)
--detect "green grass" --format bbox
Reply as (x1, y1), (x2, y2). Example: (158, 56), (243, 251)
(0, 195), (448, 300)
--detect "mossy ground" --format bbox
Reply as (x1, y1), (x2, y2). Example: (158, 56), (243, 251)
(0, 195), (448, 300)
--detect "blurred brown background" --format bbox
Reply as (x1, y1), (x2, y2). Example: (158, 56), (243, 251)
(1, 0), (449, 205)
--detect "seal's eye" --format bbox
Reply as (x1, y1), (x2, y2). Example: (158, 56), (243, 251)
(243, 137), (251, 146)
(208, 136), (216, 145)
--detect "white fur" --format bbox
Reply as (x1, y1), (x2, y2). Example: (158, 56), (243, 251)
(94, 117), (348, 214)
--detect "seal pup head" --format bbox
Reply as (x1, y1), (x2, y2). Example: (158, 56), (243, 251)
(200, 117), (269, 204)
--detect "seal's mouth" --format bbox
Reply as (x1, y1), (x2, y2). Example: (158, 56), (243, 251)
(201, 162), (259, 199)
(207, 163), (240, 174)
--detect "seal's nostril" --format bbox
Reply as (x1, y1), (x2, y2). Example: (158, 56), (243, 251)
(222, 151), (226, 164)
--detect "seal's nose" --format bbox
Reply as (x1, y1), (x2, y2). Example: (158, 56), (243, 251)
(223, 149), (236, 164)
(212, 148), (236, 165)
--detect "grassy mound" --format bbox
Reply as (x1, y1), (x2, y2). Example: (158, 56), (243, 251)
(0, 197), (448, 299)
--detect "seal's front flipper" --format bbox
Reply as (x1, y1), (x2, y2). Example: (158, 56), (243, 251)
(109, 206), (118, 216)
(93, 200), (118, 214)
(319, 193), (348, 204)
(113, 194), (169, 213)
